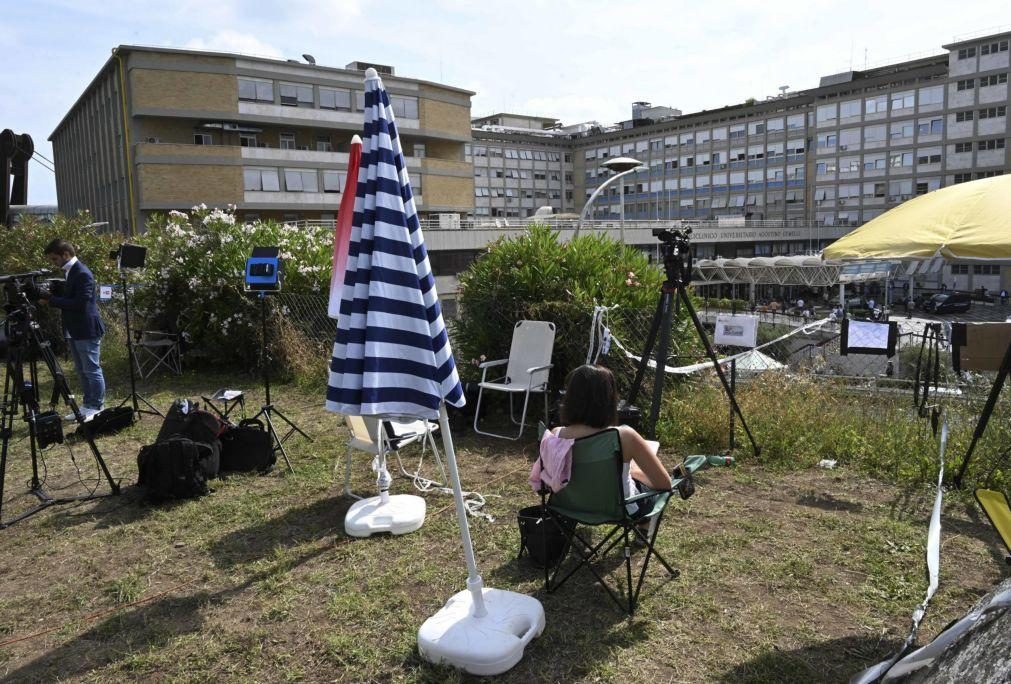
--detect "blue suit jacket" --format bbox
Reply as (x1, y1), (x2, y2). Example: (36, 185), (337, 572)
(49, 261), (106, 340)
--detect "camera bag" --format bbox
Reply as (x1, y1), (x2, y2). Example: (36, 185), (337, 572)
(220, 418), (276, 473)
(137, 436), (213, 501)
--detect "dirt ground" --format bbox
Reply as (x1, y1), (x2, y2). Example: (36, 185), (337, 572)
(0, 378), (1007, 683)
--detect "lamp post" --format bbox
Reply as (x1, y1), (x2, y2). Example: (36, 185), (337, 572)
(575, 156), (645, 242)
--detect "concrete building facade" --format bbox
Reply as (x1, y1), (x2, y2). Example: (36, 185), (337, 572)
(50, 46), (475, 234)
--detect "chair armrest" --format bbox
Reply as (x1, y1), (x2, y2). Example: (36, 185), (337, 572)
(625, 489), (662, 504)
(525, 363), (553, 375)
(478, 358), (508, 369)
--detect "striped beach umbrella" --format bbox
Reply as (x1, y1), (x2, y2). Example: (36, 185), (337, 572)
(326, 68), (543, 675)
(325, 71), (463, 418)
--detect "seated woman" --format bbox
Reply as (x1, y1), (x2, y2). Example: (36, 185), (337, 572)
(543, 365), (671, 511)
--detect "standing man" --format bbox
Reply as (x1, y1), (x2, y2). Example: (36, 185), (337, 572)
(39, 238), (106, 419)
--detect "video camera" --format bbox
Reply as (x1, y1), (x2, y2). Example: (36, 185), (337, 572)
(651, 227), (693, 286)
(0, 271), (48, 308)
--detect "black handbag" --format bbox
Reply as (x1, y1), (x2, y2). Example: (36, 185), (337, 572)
(76, 405), (135, 438)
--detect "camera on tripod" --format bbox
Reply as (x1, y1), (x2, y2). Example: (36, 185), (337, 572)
(651, 226), (693, 243)
(0, 270), (48, 308)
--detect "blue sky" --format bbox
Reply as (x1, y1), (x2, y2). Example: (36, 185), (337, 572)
(4, 0), (1009, 205)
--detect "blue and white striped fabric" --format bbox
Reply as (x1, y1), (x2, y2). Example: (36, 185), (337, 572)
(326, 68), (464, 420)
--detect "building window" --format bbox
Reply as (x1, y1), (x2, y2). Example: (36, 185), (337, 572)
(979, 106), (1007, 119)
(816, 104), (838, 123)
(980, 73), (1009, 87)
(322, 170), (344, 193)
(279, 82), (313, 107)
(283, 168), (319, 192)
(863, 154), (886, 170)
(243, 167), (280, 191)
(391, 96), (419, 119)
(280, 132), (296, 150)
(955, 110), (975, 122)
(977, 170), (1004, 179)
(953, 173), (972, 184)
(978, 139), (1006, 150)
(918, 85), (944, 106)
(979, 40), (1009, 55)
(974, 264), (1001, 275)
(956, 79), (976, 91)
(889, 122), (914, 140)
(954, 142), (973, 153)
(950, 264), (970, 274)
(916, 149), (941, 164)
(957, 46), (977, 59)
(890, 91), (915, 111)
(917, 118), (943, 135)
(319, 86), (352, 110)
(840, 100), (861, 118)
(238, 77), (273, 102)
(239, 133), (257, 147)
(865, 95), (887, 115)
(316, 135), (332, 152)
(194, 133), (212, 145)
(863, 125), (886, 142)
(889, 152), (913, 168)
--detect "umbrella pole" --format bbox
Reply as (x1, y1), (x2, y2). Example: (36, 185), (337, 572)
(437, 403), (487, 618)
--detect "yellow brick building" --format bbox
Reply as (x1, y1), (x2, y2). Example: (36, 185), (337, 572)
(50, 47), (475, 234)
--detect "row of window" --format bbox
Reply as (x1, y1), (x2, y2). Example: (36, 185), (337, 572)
(469, 146), (564, 162)
(818, 178), (941, 201)
(954, 104), (1009, 121)
(243, 167), (354, 193)
(475, 168), (562, 181)
(957, 41), (1010, 59)
(815, 118), (945, 148)
(474, 188), (562, 199)
(956, 72), (1010, 90)
(237, 77), (420, 118)
(953, 138), (1008, 152)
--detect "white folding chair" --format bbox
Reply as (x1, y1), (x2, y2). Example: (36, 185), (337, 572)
(339, 415), (444, 499)
(473, 320), (555, 440)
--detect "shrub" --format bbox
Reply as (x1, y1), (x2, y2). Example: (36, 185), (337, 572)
(0, 212), (121, 284)
(134, 206), (332, 371)
(451, 224), (698, 392)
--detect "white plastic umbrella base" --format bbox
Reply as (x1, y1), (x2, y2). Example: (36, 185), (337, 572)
(344, 494), (426, 537)
(418, 587), (545, 676)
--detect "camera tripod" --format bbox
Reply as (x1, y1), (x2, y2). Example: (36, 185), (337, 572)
(0, 286), (120, 528)
(116, 271), (163, 419)
(250, 291), (310, 474)
(627, 229), (761, 456)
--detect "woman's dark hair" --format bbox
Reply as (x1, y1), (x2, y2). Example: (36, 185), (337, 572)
(44, 238), (75, 257)
(561, 364), (618, 428)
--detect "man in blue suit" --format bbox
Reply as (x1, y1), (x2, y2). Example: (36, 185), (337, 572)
(39, 238), (106, 419)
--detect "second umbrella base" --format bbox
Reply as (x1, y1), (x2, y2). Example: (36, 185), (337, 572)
(345, 494), (426, 537)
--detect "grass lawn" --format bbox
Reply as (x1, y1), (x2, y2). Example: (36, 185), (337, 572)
(0, 372), (1006, 683)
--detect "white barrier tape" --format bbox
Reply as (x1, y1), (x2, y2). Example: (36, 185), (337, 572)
(851, 421), (948, 684)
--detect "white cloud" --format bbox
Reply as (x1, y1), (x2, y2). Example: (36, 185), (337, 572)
(183, 30), (284, 59)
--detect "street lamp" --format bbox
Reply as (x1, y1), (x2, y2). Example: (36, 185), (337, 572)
(575, 156), (645, 242)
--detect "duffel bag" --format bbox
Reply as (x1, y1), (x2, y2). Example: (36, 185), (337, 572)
(220, 418), (276, 473)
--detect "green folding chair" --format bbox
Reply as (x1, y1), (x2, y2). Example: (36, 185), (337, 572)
(538, 426), (702, 616)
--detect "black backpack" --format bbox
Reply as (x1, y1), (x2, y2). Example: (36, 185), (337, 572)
(76, 405), (136, 438)
(157, 398), (200, 442)
(137, 436), (213, 501)
(220, 418), (276, 473)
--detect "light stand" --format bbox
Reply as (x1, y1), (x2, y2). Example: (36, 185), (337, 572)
(115, 245), (162, 418)
(244, 248), (310, 475)
(627, 228), (761, 456)
(1, 276), (120, 528)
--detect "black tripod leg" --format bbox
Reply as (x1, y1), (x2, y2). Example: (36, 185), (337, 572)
(0, 362), (18, 526)
(629, 291), (667, 409)
(270, 406), (313, 442)
(261, 410), (295, 474)
(646, 288), (676, 439)
(679, 287), (762, 458)
(953, 337), (1011, 488)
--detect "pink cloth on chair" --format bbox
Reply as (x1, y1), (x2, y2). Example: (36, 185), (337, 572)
(529, 428), (574, 493)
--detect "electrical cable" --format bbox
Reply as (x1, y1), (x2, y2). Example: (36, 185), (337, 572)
(30, 157), (55, 174)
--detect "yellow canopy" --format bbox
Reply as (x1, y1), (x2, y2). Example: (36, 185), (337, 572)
(822, 175), (1011, 261)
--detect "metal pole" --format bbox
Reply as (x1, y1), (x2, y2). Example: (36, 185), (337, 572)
(619, 185), (626, 244)
(575, 167), (642, 239)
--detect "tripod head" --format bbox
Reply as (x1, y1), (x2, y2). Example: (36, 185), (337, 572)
(1, 271), (48, 346)
(651, 227), (693, 287)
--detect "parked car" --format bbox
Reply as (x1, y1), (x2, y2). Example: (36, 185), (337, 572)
(922, 292), (972, 314)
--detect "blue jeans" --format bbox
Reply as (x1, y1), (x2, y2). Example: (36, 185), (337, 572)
(68, 337), (105, 411)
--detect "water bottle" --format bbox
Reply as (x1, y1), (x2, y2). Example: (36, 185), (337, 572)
(706, 454), (735, 467)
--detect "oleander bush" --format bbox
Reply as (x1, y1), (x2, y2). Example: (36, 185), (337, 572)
(134, 206), (332, 371)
